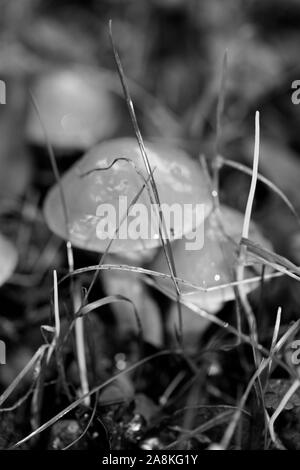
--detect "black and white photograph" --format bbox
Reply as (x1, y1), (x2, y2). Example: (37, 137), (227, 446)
(0, 0), (300, 455)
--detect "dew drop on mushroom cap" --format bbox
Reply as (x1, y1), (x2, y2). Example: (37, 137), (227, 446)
(43, 138), (212, 257)
(151, 205), (273, 312)
(0, 234), (18, 287)
(26, 67), (119, 152)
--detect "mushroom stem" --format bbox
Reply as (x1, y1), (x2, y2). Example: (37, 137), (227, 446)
(66, 243), (90, 405)
(73, 280), (90, 407)
(102, 254), (163, 347)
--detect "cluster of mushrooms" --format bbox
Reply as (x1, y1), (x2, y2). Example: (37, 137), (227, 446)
(0, 63), (273, 403)
(28, 67), (272, 347)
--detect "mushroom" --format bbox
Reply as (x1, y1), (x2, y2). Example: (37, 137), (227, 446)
(150, 205), (272, 345)
(43, 137), (212, 255)
(43, 137), (212, 346)
(0, 233), (18, 287)
(26, 66), (119, 153)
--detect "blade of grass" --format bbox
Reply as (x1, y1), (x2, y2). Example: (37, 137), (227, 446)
(109, 20), (183, 344)
(268, 379), (300, 444)
(30, 349), (47, 431)
(76, 295), (143, 341)
(215, 49), (228, 157)
(220, 358), (269, 449)
(242, 237), (300, 281)
(62, 392), (99, 450)
(98, 66), (181, 138)
(55, 294), (144, 371)
(46, 270), (60, 363)
(217, 155), (300, 227)
(237, 111), (261, 355)
(0, 345), (48, 407)
(236, 111), (266, 421)
(166, 410), (234, 450)
(268, 307), (282, 378)
(59, 262), (283, 298)
(29, 91), (90, 406)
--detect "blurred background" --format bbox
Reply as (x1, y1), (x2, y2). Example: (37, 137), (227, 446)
(0, 0), (300, 246)
(1, 0), (300, 449)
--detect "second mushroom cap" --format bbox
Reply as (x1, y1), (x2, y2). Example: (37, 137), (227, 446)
(151, 205), (272, 305)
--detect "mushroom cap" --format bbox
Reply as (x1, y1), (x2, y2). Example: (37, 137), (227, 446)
(26, 67), (118, 151)
(43, 137), (212, 253)
(151, 205), (272, 303)
(0, 234), (18, 286)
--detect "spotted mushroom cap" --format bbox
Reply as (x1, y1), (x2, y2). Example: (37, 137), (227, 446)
(151, 205), (272, 304)
(43, 138), (212, 254)
(0, 234), (18, 286)
(26, 67), (118, 151)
